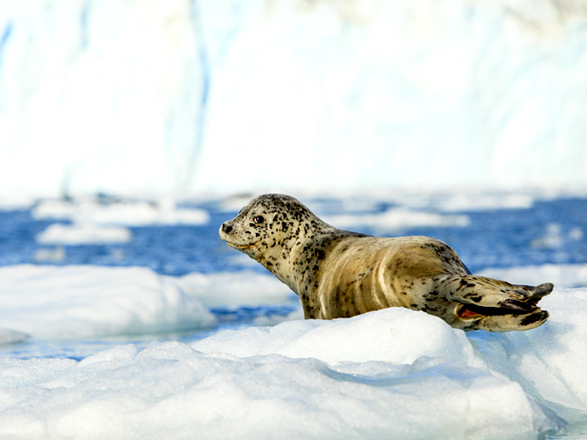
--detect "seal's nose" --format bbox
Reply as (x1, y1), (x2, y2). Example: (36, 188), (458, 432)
(221, 223), (233, 234)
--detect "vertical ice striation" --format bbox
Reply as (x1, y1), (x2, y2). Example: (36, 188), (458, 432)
(0, 0), (586, 196)
(0, 0), (206, 196)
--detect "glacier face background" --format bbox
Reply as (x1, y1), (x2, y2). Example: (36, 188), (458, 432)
(1, 0), (586, 196)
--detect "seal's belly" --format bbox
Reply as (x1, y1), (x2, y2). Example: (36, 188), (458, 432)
(313, 236), (466, 319)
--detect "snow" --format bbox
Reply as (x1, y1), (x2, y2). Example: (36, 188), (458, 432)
(0, 265), (215, 339)
(0, 343), (552, 440)
(167, 270), (295, 307)
(190, 285), (587, 428)
(0, 265), (297, 340)
(0, 263), (586, 438)
(192, 306), (483, 367)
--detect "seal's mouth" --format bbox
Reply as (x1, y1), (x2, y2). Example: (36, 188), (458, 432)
(224, 240), (256, 250)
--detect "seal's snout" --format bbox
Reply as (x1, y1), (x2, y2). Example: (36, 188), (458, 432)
(221, 222), (233, 234)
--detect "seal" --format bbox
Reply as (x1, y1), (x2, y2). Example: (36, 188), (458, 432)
(219, 194), (552, 332)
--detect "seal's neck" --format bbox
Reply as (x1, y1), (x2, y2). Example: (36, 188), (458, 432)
(257, 219), (335, 294)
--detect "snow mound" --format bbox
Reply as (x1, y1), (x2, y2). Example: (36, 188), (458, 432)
(192, 307), (481, 367)
(474, 286), (587, 422)
(0, 265), (215, 339)
(167, 270), (295, 307)
(0, 339), (555, 440)
(193, 284), (587, 425)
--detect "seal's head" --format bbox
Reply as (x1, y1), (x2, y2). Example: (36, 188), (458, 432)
(219, 194), (330, 265)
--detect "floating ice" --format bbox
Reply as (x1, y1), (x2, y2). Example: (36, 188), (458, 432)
(167, 270), (295, 307)
(0, 265), (215, 339)
(36, 223), (132, 245)
(192, 307), (483, 367)
(0, 329), (29, 345)
(192, 284), (587, 426)
(437, 193), (535, 212)
(0, 318), (558, 440)
(468, 286), (587, 424)
(0, 196), (36, 211)
(530, 223), (584, 249)
(32, 246), (67, 263)
(323, 208), (470, 232)
(480, 263), (587, 287)
(32, 199), (210, 226)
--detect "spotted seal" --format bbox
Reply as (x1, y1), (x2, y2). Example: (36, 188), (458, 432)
(219, 194), (551, 331)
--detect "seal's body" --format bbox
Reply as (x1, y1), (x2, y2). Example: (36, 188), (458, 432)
(220, 194), (551, 331)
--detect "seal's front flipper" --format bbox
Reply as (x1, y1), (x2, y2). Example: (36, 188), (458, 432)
(439, 275), (552, 331)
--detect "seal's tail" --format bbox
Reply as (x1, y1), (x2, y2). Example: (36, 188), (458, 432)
(439, 275), (552, 332)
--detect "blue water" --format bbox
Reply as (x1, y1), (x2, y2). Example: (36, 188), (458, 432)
(3, 196), (586, 275)
(1, 194), (587, 361)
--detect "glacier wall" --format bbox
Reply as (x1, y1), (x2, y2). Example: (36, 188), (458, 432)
(0, 0), (586, 196)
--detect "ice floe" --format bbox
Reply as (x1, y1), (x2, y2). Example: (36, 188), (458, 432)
(36, 223), (133, 245)
(480, 263), (587, 287)
(167, 270), (295, 307)
(323, 208), (470, 232)
(0, 303), (577, 439)
(0, 265), (215, 339)
(32, 199), (210, 226)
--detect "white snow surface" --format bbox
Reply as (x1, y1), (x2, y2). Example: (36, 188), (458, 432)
(0, 265), (295, 340)
(0, 265), (216, 339)
(167, 270), (295, 307)
(0, 264), (586, 438)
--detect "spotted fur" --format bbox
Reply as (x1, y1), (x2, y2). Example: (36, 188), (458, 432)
(219, 194), (551, 332)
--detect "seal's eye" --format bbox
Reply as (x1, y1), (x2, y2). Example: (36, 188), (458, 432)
(253, 215), (265, 225)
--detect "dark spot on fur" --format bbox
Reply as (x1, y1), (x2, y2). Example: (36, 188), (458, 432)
(520, 311), (548, 327)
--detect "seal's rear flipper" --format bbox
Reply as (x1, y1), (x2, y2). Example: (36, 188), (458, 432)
(523, 282), (553, 305)
(439, 275), (552, 331)
(471, 309), (550, 332)
(441, 275), (552, 309)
